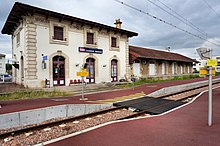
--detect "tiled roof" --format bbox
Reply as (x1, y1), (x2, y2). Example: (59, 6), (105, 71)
(129, 45), (196, 63)
(2, 2), (138, 37)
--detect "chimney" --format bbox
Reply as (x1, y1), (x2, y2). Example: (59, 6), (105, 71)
(114, 19), (122, 29)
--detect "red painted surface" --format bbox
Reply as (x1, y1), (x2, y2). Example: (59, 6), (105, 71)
(0, 77), (218, 114)
(49, 87), (220, 146)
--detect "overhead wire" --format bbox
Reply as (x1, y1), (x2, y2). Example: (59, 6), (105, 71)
(201, 0), (220, 46)
(202, 0), (220, 20)
(156, 0), (208, 38)
(114, 0), (220, 47)
(147, 0), (207, 37)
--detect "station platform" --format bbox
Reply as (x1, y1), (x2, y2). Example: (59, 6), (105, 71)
(0, 77), (219, 114)
(47, 84), (220, 146)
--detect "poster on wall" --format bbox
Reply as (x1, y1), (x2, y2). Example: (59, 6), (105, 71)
(53, 81), (57, 85)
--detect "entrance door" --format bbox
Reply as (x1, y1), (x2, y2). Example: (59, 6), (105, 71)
(86, 58), (95, 83)
(111, 59), (118, 82)
(53, 56), (65, 86)
(149, 61), (155, 76)
(20, 56), (24, 83)
(133, 63), (140, 76)
(162, 62), (165, 75)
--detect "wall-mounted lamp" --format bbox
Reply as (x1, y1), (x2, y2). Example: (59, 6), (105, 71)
(75, 62), (80, 67)
(103, 64), (107, 67)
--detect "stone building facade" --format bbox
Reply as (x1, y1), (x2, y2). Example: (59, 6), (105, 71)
(2, 2), (137, 88)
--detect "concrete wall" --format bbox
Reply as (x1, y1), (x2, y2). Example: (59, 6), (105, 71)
(0, 104), (112, 130)
(148, 78), (220, 97)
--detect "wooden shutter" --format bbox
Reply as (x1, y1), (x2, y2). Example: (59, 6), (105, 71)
(111, 37), (117, 47)
(87, 32), (94, 44)
(54, 26), (64, 40)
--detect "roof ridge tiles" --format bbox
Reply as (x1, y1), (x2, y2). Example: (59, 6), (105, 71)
(129, 45), (196, 63)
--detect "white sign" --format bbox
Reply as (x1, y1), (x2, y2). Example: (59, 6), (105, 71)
(196, 48), (210, 60)
(216, 66), (220, 72)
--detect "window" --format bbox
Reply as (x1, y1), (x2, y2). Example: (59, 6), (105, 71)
(49, 22), (68, 45)
(109, 34), (120, 51)
(111, 37), (117, 47)
(0, 57), (2, 60)
(0, 63), (2, 68)
(87, 32), (94, 44)
(53, 26), (64, 41)
(16, 31), (20, 46)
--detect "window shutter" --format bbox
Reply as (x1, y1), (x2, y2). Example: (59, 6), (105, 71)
(111, 37), (117, 47)
(54, 26), (64, 40)
(87, 32), (94, 44)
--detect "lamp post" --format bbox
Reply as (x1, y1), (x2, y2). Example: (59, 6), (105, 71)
(208, 48), (212, 126)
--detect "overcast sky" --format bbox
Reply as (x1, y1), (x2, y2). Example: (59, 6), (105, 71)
(1, 0), (220, 62)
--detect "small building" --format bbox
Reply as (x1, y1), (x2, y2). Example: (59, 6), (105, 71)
(129, 46), (196, 78)
(1, 2), (137, 88)
(0, 54), (6, 74)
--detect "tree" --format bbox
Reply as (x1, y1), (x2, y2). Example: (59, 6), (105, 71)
(6, 62), (12, 74)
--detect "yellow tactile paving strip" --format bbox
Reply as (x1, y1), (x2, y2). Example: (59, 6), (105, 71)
(87, 91), (145, 104)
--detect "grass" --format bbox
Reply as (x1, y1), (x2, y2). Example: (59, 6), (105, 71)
(0, 74), (212, 101)
(117, 74), (200, 88)
(0, 90), (70, 101)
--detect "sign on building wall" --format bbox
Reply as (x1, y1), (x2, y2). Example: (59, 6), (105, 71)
(79, 47), (103, 54)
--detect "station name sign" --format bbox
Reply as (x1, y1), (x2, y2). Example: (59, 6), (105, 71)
(79, 47), (103, 54)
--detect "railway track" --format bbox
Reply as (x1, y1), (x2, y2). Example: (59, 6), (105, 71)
(1, 82), (220, 145)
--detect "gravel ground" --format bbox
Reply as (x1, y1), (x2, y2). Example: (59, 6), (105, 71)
(0, 108), (134, 146)
(164, 83), (220, 101)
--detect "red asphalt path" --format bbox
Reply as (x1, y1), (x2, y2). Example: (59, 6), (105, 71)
(48, 86), (220, 146)
(0, 77), (219, 114)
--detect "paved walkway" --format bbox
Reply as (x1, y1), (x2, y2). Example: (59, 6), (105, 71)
(0, 77), (218, 114)
(48, 86), (220, 146)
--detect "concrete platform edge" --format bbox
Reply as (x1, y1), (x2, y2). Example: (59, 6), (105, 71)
(37, 85), (220, 146)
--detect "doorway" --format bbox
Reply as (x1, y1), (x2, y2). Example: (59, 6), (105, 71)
(111, 59), (118, 82)
(86, 58), (95, 83)
(20, 56), (24, 83)
(53, 56), (65, 86)
(149, 61), (155, 76)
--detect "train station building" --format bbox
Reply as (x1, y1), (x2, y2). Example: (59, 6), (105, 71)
(129, 46), (196, 78)
(1, 2), (197, 88)
(1, 2), (137, 88)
